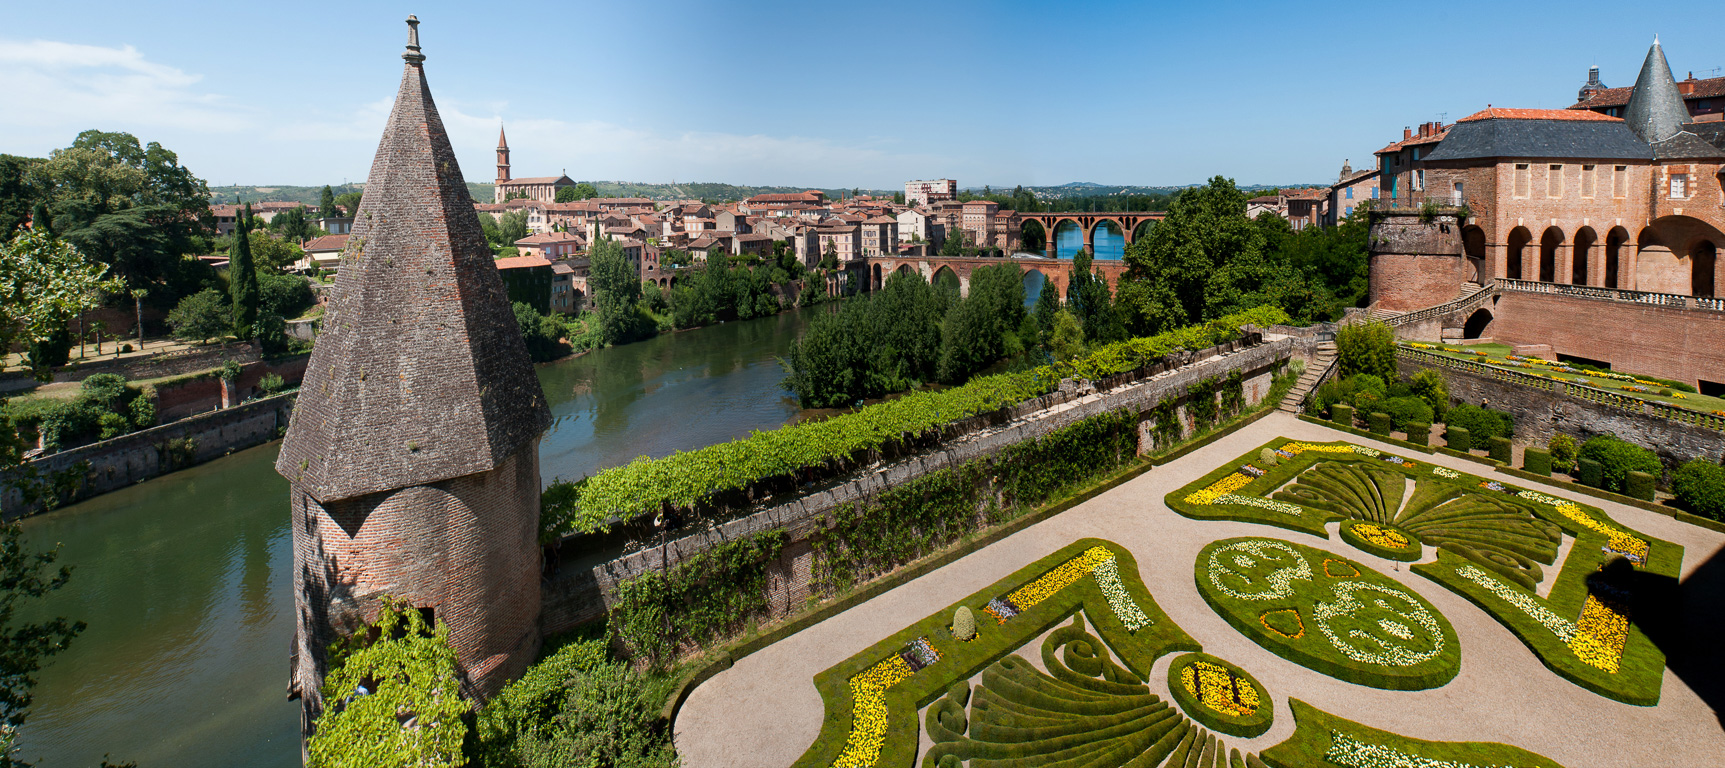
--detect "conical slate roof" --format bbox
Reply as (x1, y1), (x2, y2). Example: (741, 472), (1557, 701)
(1624, 38), (1692, 144)
(278, 32), (550, 503)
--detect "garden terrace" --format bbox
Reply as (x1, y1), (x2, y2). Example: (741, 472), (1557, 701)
(1398, 342), (1725, 422)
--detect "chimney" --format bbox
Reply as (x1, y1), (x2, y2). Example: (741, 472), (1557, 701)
(1404, 126), (1413, 140)
(1678, 73), (1696, 95)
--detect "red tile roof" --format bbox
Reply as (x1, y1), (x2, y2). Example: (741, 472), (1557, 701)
(1571, 75), (1725, 109)
(1459, 107), (1622, 123)
(302, 234), (349, 252)
(493, 255), (553, 270)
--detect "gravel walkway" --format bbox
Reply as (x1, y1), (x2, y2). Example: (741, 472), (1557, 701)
(674, 412), (1725, 768)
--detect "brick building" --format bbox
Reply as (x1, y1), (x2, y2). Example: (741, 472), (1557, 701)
(904, 178), (956, 205)
(277, 18), (552, 737)
(492, 124), (575, 203)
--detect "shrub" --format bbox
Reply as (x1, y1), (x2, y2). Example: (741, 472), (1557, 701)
(1625, 471), (1656, 502)
(952, 607), (976, 641)
(1446, 426), (1471, 452)
(129, 391), (157, 429)
(1408, 369), (1449, 420)
(1352, 374), (1388, 399)
(1444, 403), (1513, 441)
(1259, 447), (1281, 467)
(1548, 434), (1578, 474)
(258, 372), (287, 395)
(81, 373), (129, 406)
(1378, 396), (1434, 432)
(1336, 321), (1397, 382)
(1577, 458), (1604, 488)
(1487, 436), (1511, 464)
(1330, 403), (1354, 426)
(1578, 436), (1662, 494)
(120, 343), (133, 353)
(1368, 412), (1391, 435)
(219, 360), (244, 382)
(1307, 376), (1358, 417)
(1672, 459), (1725, 521)
(1523, 447), (1551, 476)
(471, 637), (676, 768)
(1404, 421), (1430, 446)
(167, 288), (231, 343)
(97, 412), (129, 440)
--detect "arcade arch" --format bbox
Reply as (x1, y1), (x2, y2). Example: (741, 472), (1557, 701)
(1507, 227), (1531, 280)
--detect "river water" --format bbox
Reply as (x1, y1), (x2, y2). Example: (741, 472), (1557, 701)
(14, 308), (817, 767)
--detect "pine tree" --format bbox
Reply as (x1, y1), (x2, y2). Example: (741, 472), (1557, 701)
(319, 185), (337, 218)
(230, 203), (260, 339)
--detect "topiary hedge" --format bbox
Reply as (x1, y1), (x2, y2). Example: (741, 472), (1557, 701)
(1672, 459), (1725, 521)
(1577, 457), (1603, 488)
(1488, 435), (1512, 464)
(1578, 436), (1662, 494)
(1378, 395), (1434, 432)
(1445, 426), (1471, 452)
(1404, 421), (1430, 446)
(1443, 403), (1514, 441)
(1625, 470), (1655, 502)
(1330, 402), (1354, 427)
(1368, 411), (1391, 435)
(1523, 447), (1552, 477)
(1194, 537), (1460, 691)
(1165, 652), (1273, 738)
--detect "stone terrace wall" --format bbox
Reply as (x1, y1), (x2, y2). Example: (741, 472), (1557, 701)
(1397, 357), (1725, 476)
(1487, 291), (1725, 388)
(1, 393), (296, 518)
(539, 338), (1294, 634)
(0, 342), (262, 395)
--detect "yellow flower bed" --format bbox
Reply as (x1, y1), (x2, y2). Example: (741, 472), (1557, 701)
(1007, 546), (1114, 609)
(1180, 660), (1260, 717)
(1569, 594), (1630, 673)
(1353, 523), (1410, 549)
(833, 656), (915, 768)
(1555, 503), (1649, 563)
(1184, 471), (1255, 505)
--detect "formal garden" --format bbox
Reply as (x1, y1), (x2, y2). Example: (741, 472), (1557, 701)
(1399, 341), (1725, 416)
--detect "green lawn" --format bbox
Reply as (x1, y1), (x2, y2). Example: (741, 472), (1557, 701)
(1404, 343), (1725, 414)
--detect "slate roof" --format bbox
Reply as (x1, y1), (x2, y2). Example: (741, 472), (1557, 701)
(1650, 130), (1725, 160)
(1421, 117), (1653, 162)
(1623, 40), (1693, 144)
(277, 51), (550, 503)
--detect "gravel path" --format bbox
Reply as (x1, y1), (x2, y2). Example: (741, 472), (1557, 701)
(674, 412), (1725, 768)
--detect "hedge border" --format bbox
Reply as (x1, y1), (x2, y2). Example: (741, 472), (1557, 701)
(1163, 438), (1338, 539)
(1295, 414), (1435, 455)
(1165, 652), (1274, 738)
(1259, 698), (1566, 768)
(1194, 536), (1462, 691)
(1337, 519), (1423, 562)
(790, 538), (1199, 768)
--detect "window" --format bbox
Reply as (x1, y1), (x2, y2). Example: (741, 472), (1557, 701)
(1452, 182), (1464, 206)
(1547, 164), (1564, 197)
(1671, 173), (1689, 199)
(1371, 187), (1380, 200)
(1413, 147), (1422, 161)
(1581, 165), (1596, 197)
(1345, 206), (1354, 216)
(1345, 187), (1354, 200)
(1514, 164), (1531, 197)
(1613, 166), (1628, 198)
(1414, 169), (1425, 191)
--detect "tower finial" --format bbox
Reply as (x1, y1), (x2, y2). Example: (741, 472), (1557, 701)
(403, 15), (425, 63)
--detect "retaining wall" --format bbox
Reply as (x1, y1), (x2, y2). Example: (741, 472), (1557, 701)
(2, 393), (296, 518)
(0, 342), (262, 395)
(539, 337), (1295, 634)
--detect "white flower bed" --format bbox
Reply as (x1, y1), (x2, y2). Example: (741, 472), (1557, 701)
(1455, 565), (1575, 643)
(1325, 731), (1511, 768)
(1432, 466), (1460, 479)
(1312, 581), (1444, 667)
(1090, 557), (1152, 631)
(1205, 540), (1312, 601)
(1214, 493), (1305, 517)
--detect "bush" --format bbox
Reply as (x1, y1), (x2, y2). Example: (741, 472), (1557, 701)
(1336, 321), (1397, 382)
(1330, 403), (1354, 426)
(258, 373), (287, 395)
(1307, 375), (1358, 417)
(308, 599), (470, 768)
(1625, 471), (1656, 502)
(1487, 436), (1511, 464)
(97, 412), (129, 441)
(1577, 458), (1604, 488)
(1577, 436), (1662, 494)
(1672, 459), (1725, 520)
(952, 607), (976, 641)
(1378, 396), (1434, 432)
(1404, 421), (1430, 446)
(1446, 426), (1472, 452)
(259, 272), (315, 318)
(129, 390), (157, 429)
(1548, 434), (1578, 474)
(1523, 447), (1551, 476)
(471, 637), (676, 768)
(167, 289), (231, 343)
(1444, 403), (1513, 441)
(1408, 369), (1449, 420)
(1259, 447), (1281, 466)
(1369, 412), (1391, 435)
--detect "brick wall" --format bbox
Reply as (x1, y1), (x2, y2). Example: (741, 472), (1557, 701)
(539, 338), (1295, 635)
(1488, 291), (1725, 387)
(1368, 212), (1465, 311)
(155, 354), (310, 421)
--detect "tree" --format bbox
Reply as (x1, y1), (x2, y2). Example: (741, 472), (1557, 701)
(1334, 321), (1397, 382)
(249, 231), (305, 273)
(230, 204), (260, 339)
(555, 186), (578, 203)
(497, 210), (529, 245)
(333, 191), (362, 217)
(1048, 309), (1085, 361)
(307, 599), (469, 768)
(259, 272), (314, 319)
(588, 238), (644, 346)
(270, 204), (318, 242)
(319, 185), (337, 219)
(167, 288), (230, 344)
(0, 155), (41, 240)
(892, 191), (905, 204)
(939, 225), (965, 257)
(571, 182), (598, 201)
(1115, 176), (1279, 335)
(128, 286), (148, 349)
(0, 230), (122, 378)
(1066, 250), (1123, 344)
(0, 520), (86, 752)
(1032, 279), (1059, 342)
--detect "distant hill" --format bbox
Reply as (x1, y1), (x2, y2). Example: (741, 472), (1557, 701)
(962, 182), (1314, 201)
(206, 183), (364, 206)
(208, 180), (894, 205)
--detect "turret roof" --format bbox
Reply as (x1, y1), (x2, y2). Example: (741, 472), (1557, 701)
(277, 22), (550, 503)
(1623, 38), (1693, 144)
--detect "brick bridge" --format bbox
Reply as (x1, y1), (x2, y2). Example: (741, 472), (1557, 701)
(1018, 211), (1165, 257)
(862, 254), (1130, 298)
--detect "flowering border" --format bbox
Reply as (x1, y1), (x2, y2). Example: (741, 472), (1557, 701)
(1165, 652), (1275, 738)
(1261, 698), (1566, 768)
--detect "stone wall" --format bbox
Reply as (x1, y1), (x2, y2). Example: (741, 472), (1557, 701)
(0, 342), (261, 395)
(156, 354), (310, 421)
(539, 338), (1294, 634)
(2, 393), (296, 518)
(1397, 357), (1725, 476)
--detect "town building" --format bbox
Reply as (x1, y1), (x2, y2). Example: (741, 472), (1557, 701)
(1325, 161), (1380, 226)
(904, 179), (957, 205)
(514, 231), (585, 260)
(492, 125), (575, 203)
(295, 234), (348, 273)
(1572, 63), (1725, 120)
(495, 254), (555, 313)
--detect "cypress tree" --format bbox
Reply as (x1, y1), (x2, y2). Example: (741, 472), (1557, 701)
(319, 185), (337, 218)
(231, 203), (260, 339)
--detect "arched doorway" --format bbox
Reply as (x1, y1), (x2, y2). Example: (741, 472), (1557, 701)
(1053, 220), (1084, 259)
(1020, 220), (1047, 254)
(1573, 227), (1596, 285)
(1507, 227), (1531, 280)
(1605, 227), (1628, 288)
(1463, 308), (1494, 339)
(1695, 241), (1718, 298)
(1539, 227), (1563, 283)
(1090, 220), (1125, 260)
(1462, 225), (1486, 282)
(1022, 269), (1048, 310)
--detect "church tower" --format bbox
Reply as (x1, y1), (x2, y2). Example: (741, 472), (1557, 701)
(277, 16), (551, 736)
(495, 124), (511, 203)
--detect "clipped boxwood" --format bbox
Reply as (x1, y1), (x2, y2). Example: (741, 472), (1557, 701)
(1165, 652), (1273, 738)
(1577, 457), (1604, 488)
(1368, 411), (1391, 435)
(1446, 426), (1471, 452)
(1194, 537), (1460, 691)
(1404, 421), (1430, 446)
(1487, 436), (1512, 464)
(1672, 459), (1725, 521)
(1625, 470), (1655, 501)
(1523, 447), (1552, 477)
(1578, 436), (1662, 494)
(1338, 519), (1423, 562)
(1330, 402), (1354, 426)
(1260, 699), (1564, 768)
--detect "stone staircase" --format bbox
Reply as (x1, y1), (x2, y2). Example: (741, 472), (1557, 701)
(1278, 341), (1336, 413)
(1366, 307), (1402, 322)
(1456, 281), (1485, 301)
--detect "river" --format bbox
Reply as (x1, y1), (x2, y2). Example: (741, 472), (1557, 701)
(13, 307), (818, 767)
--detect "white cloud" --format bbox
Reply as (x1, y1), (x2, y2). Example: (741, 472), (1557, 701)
(0, 39), (249, 135)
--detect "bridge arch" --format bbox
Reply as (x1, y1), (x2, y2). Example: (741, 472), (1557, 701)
(1022, 268), (1049, 310)
(1051, 219), (1085, 259)
(1132, 218), (1157, 243)
(871, 263), (883, 291)
(1089, 219), (1125, 260)
(1020, 219), (1047, 254)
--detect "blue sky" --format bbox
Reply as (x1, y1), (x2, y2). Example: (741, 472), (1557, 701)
(2, 1), (1721, 190)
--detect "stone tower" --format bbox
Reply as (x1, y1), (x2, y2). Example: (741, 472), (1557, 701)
(277, 16), (551, 734)
(495, 124), (511, 202)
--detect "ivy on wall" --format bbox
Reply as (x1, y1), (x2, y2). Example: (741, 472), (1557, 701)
(607, 529), (789, 669)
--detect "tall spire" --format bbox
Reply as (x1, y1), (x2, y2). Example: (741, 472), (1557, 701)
(497, 123), (508, 149)
(279, 15), (549, 503)
(1624, 37), (1692, 143)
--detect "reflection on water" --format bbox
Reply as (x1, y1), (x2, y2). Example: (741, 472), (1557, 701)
(14, 307), (820, 766)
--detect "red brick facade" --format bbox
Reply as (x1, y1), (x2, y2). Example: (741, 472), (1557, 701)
(1475, 291), (1725, 388)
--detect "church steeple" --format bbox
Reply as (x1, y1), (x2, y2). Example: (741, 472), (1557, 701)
(1624, 37), (1692, 143)
(496, 123), (511, 188)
